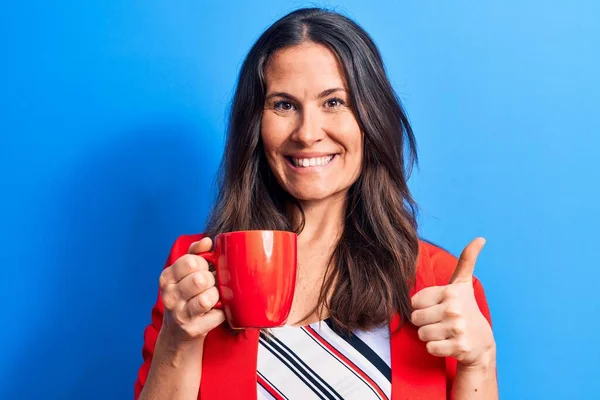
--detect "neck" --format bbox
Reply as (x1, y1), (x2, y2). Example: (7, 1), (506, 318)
(286, 192), (347, 326)
(292, 192), (347, 244)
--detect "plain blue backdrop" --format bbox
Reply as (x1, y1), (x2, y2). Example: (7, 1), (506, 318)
(1, 1), (598, 399)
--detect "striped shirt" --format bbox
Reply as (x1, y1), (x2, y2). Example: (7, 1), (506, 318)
(257, 319), (391, 400)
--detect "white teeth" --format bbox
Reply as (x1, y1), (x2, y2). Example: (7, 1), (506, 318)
(291, 155), (334, 168)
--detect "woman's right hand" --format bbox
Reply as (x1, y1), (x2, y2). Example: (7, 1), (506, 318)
(158, 237), (226, 342)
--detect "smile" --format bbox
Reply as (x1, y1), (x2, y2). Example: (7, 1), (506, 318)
(288, 155), (335, 168)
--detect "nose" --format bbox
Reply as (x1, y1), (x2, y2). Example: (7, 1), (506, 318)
(290, 107), (325, 146)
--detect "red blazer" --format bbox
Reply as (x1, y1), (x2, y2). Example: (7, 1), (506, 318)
(134, 234), (492, 399)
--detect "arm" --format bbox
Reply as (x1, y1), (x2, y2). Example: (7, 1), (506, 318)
(451, 350), (497, 400)
(137, 331), (205, 400)
(449, 278), (498, 400)
(134, 235), (224, 400)
(412, 239), (499, 400)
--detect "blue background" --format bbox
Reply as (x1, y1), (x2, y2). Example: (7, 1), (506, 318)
(1, 1), (598, 398)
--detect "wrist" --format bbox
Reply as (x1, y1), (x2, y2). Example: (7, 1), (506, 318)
(458, 346), (497, 373)
(156, 329), (206, 368)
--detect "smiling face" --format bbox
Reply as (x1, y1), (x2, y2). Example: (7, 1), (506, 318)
(261, 42), (363, 204)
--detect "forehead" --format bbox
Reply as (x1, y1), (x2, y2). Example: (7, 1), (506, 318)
(264, 42), (347, 93)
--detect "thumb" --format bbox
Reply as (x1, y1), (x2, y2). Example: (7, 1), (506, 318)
(188, 236), (213, 255)
(449, 237), (486, 284)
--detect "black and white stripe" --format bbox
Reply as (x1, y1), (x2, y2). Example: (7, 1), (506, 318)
(257, 321), (391, 400)
(324, 319), (391, 381)
(300, 327), (388, 400)
(257, 370), (289, 400)
(259, 331), (343, 400)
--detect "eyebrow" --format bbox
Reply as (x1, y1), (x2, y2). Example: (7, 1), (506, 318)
(265, 87), (346, 102)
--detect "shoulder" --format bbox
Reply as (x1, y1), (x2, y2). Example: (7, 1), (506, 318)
(164, 233), (206, 265)
(415, 239), (459, 288)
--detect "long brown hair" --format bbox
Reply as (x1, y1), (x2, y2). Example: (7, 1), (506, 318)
(205, 8), (419, 331)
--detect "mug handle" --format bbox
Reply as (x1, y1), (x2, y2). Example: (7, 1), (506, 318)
(197, 251), (222, 309)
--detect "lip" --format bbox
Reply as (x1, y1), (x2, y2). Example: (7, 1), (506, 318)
(285, 152), (338, 158)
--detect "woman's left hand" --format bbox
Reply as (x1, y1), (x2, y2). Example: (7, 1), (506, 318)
(410, 238), (495, 368)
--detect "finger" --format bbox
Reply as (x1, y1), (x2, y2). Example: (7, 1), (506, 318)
(184, 286), (220, 319)
(411, 286), (445, 309)
(198, 309), (226, 330)
(418, 323), (451, 342)
(177, 270), (216, 301)
(184, 309), (226, 336)
(160, 284), (182, 311)
(411, 303), (446, 327)
(449, 237), (486, 284)
(425, 339), (454, 358)
(169, 254), (210, 283)
(160, 255), (210, 287)
(189, 237), (213, 255)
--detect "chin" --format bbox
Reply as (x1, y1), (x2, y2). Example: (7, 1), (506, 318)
(285, 186), (341, 203)
(294, 194), (330, 202)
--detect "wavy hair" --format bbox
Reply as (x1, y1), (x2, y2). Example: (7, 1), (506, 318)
(206, 7), (419, 331)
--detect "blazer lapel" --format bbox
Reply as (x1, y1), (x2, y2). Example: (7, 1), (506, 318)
(200, 325), (259, 399)
(389, 242), (448, 400)
(389, 315), (447, 400)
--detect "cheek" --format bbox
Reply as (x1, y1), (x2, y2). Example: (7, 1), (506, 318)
(260, 112), (290, 158)
(261, 113), (286, 158)
(327, 113), (363, 155)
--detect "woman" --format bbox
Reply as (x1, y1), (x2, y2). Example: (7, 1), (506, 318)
(135, 8), (497, 400)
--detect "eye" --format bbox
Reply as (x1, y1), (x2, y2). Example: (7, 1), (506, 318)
(324, 97), (345, 109)
(274, 101), (296, 111)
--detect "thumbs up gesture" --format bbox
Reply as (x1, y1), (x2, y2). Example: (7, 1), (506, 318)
(410, 238), (495, 367)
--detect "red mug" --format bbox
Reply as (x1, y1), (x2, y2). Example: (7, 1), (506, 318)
(198, 230), (297, 329)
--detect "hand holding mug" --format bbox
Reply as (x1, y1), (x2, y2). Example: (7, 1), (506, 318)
(158, 237), (226, 341)
(198, 230), (297, 329)
(160, 229), (297, 339)
(410, 238), (495, 368)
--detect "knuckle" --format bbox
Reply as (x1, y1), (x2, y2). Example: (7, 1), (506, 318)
(158, 270), (170, 289)
(195, 293), (210, 311)
(192, 272), (205, 289)
(444, 301), (462, 318)
(199, 291), (215, 310)
(161, 291), (177, 309)
(450, 319), (466, 336)
(180, 254), (197, 272)
(444, 286), (459, 299)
